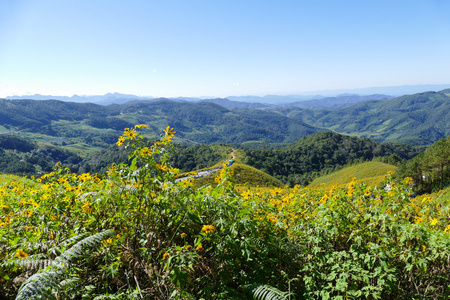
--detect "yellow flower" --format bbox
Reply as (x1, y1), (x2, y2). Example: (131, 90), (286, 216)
(107, 165), (117, 176)
(23, 209), (33, 217)
(431, 218), (438, 226)
(141, 147), (151, 156)
(444, 224), (450, 232)
(181, 233), (187, 238)
(196, 245), (203, 252)
(116, 136), (125, 146)
(163, 252), (170, 260)
(106, 238), (113, 244)
(169, 167), (179, 174)
(124, 128), (138, 138)
(201, 225), (216, 234)
(186, 245), (192, 250)
(164, 126), (175, 141)
(16, 249), (28, 259)
(135, 124), (148, 129)
(414, 216), (423, 224)
(82, 201), (92, 213)
(156, 164), (168, 172)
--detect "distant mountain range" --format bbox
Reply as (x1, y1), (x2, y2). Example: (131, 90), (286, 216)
(5, 93), (152, 105)
(1, 88), (450, 150)
(5, 84), (450, 106)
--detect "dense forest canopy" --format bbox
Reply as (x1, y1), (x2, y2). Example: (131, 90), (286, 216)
(396, 135), (450, 193)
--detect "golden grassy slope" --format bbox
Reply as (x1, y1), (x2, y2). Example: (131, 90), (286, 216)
(308, 161), (397, 190)
(192, 163), (284, 189)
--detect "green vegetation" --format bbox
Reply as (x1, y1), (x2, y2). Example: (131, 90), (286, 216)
(0, 135), (83, 176)
(2, 127), (450, 299)
(171, 144), (233, 171)
(191, 163), (284, 189)
(0, 98), (319, 152)
(395, 134), (450, 194)
(3, 89), (450, 157)
(308, 161), (397, 190)
(281, 90), (450, 145)
(243, 131), (421, 187)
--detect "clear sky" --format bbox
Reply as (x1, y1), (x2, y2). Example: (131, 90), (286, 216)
(1, 0), (450, 98)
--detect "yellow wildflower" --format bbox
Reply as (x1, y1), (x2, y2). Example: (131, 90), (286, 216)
(164, 126), (175, 141)
(431, 218), (438, 226)
(163, 252), (170, 260)
(414, 216), (423, 224)
(82, 201), (92, 213)
(23, 209), (33, 217)
(16, 249), (28, 259)
(201, 225), (216, 234)
(156, 164), (168, 172)
(135, 124), (148, 129)
(444, 224), (450, 232)
(181, 233), (187, 238)
(186, 245), (192, 250)
(141, 147), (151, 156)
(117, 136), (125, 146)
(124, 128), (138, 138)
(196, 245), (203, 252)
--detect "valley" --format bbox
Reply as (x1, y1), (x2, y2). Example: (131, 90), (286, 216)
(1, 90), (450, 299)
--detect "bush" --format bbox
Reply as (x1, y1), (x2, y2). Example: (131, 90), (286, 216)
(1, 127), (450, 299)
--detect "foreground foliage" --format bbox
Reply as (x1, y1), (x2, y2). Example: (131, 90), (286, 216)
(1, 126), (450, 299)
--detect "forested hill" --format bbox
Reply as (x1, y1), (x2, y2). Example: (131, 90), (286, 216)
(282, 89), (450, 145)
(0, 98), (319, 148)
(243, 131), (423, 186)
(1, 89), (450, 150)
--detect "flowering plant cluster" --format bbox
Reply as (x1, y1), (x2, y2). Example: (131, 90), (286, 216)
(0, 125), (450, 299)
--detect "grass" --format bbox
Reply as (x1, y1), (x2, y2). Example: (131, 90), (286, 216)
(192, 163), (284, 189)
(308, 161), (397, 190)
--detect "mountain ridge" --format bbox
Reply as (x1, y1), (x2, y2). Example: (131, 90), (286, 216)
(5, 83), (450, 105)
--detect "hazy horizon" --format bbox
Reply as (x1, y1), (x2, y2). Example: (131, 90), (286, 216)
(1, 1), (450, 98)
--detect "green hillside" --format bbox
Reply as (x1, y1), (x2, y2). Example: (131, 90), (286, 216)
(192, 163), (284, 189)
(308, 161), (397, 189)
(3, 89), (450, 157)
(395, 134), (450, 194)
(243, 131), (422, 186)
(281, 90), (450, 145)
(0, 98), (320, 152)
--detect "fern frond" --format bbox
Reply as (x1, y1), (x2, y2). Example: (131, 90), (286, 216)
(16, 270), (63, 300)
(16, 230), (115, 300)
(57, 276), (82, 294)
(1, 253), (50, 270)
(246, 284), (292, 300)
(79, 192), (98, 200)
(54, 230), (114, 266)
(56, 232), (91, 249)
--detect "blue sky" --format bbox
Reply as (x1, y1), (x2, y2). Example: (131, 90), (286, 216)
(1, 0), (450, 98)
